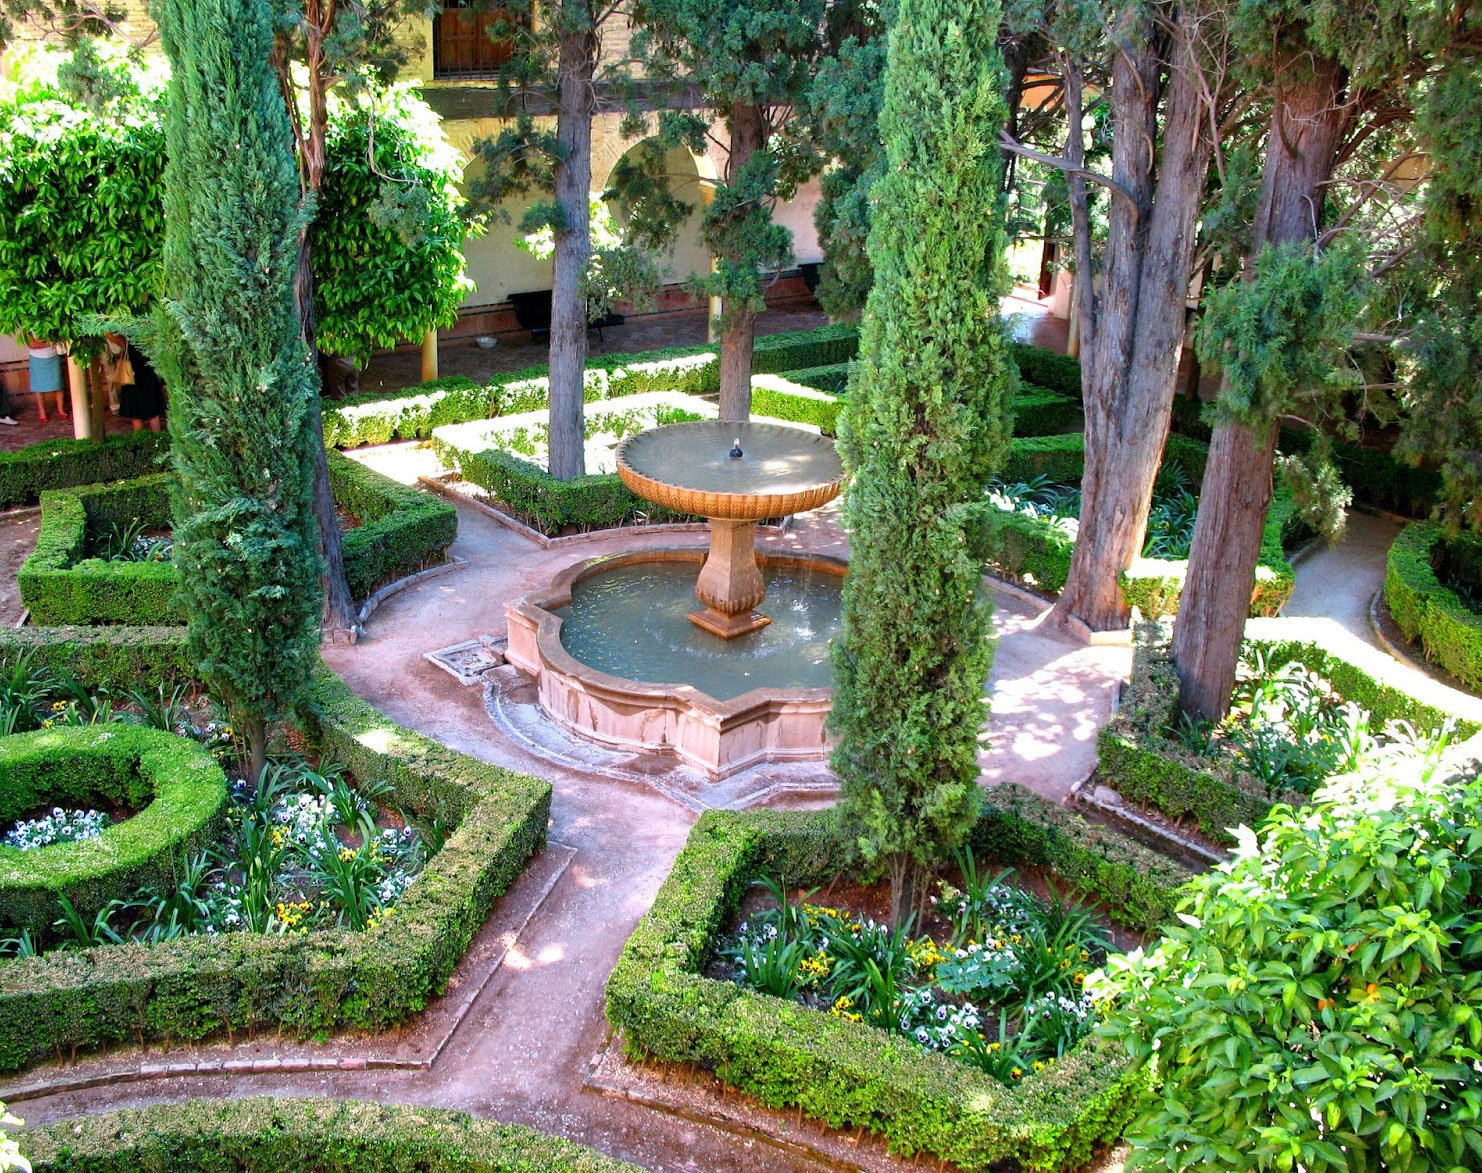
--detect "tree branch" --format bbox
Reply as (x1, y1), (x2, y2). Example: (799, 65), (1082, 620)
(997, 130), (1143, 227)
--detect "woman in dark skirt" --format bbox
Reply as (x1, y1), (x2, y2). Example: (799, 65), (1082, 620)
(106, 333), (165, 432)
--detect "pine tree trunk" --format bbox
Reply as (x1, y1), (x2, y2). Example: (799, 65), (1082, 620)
(1173, 56), (1349, 721)
(888, 852), (922, 931)
(1050, 11), (1215, 632)
(244, 714), (268, 788)
(717, 104), (767, 423)
(546, 5), (595, 481)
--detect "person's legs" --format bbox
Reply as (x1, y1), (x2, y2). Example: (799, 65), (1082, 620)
(132, 418), (144, 432)
(147, 417), (162, 432)
(55, 391), (69, 420)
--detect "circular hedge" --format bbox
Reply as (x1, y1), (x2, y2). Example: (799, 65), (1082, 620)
(1383, 521), (1482, 690)
(19, 1097), (638, 1171)
(0, 725), (227, 936)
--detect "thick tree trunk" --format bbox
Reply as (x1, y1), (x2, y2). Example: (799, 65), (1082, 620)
(717, 103), (767, 423)
(547, 6), (596, 481)
(1051, 11), (1214, 632)
(1170, 422), (1277, 720)
(888, 852), (923, 932)
(244, 714), (268, 788)
(1173, 56), (1349, 721)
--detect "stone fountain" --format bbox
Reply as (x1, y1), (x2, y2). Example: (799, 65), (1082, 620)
(615, 421), (845, 638)
(503, 420), (848, 778)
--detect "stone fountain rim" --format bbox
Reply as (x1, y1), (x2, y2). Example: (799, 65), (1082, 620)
(615, 420), (845, 522)
(508, 545), (848, 718)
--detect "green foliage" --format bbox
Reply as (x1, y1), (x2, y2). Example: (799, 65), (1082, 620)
(786, 361), (853, 394)
(749, 374), (842, 434)
(1096, 622), (1475, 842)
(0, 48), (472, 367)
(1385, 521), (1482, 690)
(0, 661), (550, 1074)
(1010, 341), (1082, 398)
(0, 626), (191, 693)
(606, 805), (1163, 1171)
(312, 83), (475, 366)
(20, 1097), (638, 1171)
(1396, 52), (1482, 529)
(152, 0), (322, 767)
(0, 725), (227, 938)
(0, 44), (164, 355)
(0, 430), (166, 510)
(831, 0), (1017, 908)
(18, 457), (450, 624)
(1094, 762), (1482, 1172)
(1198, 240), (1368, 432)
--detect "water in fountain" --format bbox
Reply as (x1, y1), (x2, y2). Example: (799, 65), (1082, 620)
(555, 562), (842, 701)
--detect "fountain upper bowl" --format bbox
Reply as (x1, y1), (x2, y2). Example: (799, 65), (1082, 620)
(616, 421), (845, 521)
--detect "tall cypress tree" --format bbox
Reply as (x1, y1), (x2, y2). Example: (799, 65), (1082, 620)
(152, 0), (323, 782)
(830, 0), (1014, 927)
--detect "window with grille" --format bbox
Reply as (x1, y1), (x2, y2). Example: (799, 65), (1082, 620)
(433, 1), (521, 79)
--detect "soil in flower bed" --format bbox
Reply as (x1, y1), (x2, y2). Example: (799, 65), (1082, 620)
(705, 856), (1128, 1086)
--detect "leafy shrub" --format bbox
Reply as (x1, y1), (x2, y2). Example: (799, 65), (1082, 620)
(749, 374), (842, 433)
(20, 1097), (639, 1171)
(1094, 762), (1482, 1172)
(1011, 387), (1081, 437)
(1385, 521), (1482, 690)
(1010, 342), (1082, 397)
(785, 360), (852, 394)
(0, 725), (228, 937)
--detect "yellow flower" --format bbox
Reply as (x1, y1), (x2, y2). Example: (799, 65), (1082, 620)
(1032, 1060), (1045, 1072)
(50, 701), (66, 711)
(1011, 1067), (1023, 1079)
(337, 846), (356, 862)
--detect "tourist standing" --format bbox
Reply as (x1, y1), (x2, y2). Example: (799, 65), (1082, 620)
(106, 334), (165, 432)
(26, 339), (68, 423)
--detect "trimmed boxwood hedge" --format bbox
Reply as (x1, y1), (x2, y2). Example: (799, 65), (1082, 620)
(20, 1097), (639, 1171)
(750, 373), (843, 433)
(0, 625), (191, 692)
(983, 433), (1298, 616)
(323, 324), (862, 449)
(1385, 521), (1482, 690)
(1095, 621), (1478, 843)
(0, 430), (168, 509)
(785, 360), (852, 394)
(19, 454), (455, 624)
(0, 725), (228, 938)
(606, 795), (1183, 1173)
(0, 660), (551, 1074)
(429, 444), (688, 536)
(1010, 341), (1081, 398)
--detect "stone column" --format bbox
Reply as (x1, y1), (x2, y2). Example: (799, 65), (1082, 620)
(687, 518), (771, 639)
(66, 352), (92, 440)
(420, 328), (439, 383)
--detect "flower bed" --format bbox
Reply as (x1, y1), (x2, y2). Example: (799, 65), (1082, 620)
(606, 789), (1190, 1172)
(0, 725), (227, 937)
(1384, 521), (1482, 690)
(0, 645), (550, 1073)
(1096, 621), (1475, 843)
(19, 1096), (638, 1171)
(978, 432), (1301, 617)
(18, 453), (456, 625)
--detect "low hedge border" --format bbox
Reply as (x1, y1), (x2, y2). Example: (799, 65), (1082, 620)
(0, 725), (228, 938)
(0, 625), (191, 693)
(323, 324), (862, 449)
(606, 794), (1178, 1173)
(750, 373), (842, 434)
(0, 657), (551, 1074)
(20, 1096), (639, 1171)
(984, 433), (1297, 616)
(1010, 341), (1082, 398)
(1095, 621), (1478, 843)
(785, 360), (851, 394)
(1385, 521), (1482, 691)
(0, 430), (168, 510)
(429, 444), (688, 536)
(19, 454), (456, 624)
(1169, 398), (1442, 519)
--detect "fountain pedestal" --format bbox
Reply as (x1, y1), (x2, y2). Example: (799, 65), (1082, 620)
(688, 519), (770, 638)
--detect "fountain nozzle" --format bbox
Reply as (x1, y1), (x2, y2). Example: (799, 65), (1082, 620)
(728, 437), (743, 460)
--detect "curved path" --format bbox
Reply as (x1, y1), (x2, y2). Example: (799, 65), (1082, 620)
(1279, 510), (1482, 726)
(1, 452), (1131, 1172)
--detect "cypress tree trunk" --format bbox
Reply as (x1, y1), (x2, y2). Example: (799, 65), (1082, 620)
(547, 3), (596, 481)
(1050, 8), (1216, 633)
(831, 0), (1014, 926)
(1173, 56), (1348, 722)
(153, 0), (324, 782)
(716, 103), (767, 423)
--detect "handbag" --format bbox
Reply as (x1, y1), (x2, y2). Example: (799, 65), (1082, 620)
(112, 352), (136, 387)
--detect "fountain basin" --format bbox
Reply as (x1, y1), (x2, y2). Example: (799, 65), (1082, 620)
(505, 548), (846, 778)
